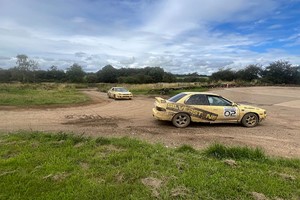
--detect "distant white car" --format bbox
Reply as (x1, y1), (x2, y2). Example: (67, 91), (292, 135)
(107, 87), (133, 100)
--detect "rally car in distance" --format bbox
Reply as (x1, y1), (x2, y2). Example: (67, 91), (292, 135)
(107, 87), (133, 100)
(152, 92), (266, 128)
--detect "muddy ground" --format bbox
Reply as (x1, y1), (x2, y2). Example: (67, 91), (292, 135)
(1, 86), (299, 158)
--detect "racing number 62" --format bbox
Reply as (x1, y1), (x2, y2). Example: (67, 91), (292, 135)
(224, 110), (236, 117)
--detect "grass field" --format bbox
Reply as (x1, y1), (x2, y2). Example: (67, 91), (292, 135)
(0, 132), (299, 200)
(0, 83), (90, 106)
(130, 86), (208, 96)
(96, 83), (208, 96)
(0, 83), (207, 106)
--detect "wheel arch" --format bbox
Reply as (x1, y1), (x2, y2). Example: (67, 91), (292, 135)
(241, 112), (260, 127)
(171, 112), (192, 128)
(171, 112), (191, 120)
(243, 112), (259, 120)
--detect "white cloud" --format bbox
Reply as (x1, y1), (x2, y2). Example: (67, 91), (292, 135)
(72, 17), (86, 24)
(141, 0), (279, 36)
(268, 24), (282, 29)
(0, 0), (299, 74)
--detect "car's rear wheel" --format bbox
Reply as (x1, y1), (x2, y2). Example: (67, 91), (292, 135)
(241, 113), (259, 127)
(172, 113), (191, 128)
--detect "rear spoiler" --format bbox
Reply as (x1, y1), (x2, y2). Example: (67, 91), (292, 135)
(155, 97), (166, 103)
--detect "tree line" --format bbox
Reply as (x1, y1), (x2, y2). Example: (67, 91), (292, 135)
(0, 55), (299, 85)
(211, 61), (300, 84)
(0, 55), (176, 83)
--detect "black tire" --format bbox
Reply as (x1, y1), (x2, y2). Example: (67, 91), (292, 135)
(241, 113), (259, 127)
(172, 113), (191, 128)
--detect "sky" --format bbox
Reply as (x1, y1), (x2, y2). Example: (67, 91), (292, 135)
(0, 0), (299, 74)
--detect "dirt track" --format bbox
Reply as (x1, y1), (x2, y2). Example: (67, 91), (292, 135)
(1, 87), (300, 158)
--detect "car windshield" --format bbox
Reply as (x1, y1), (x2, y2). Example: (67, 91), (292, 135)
(115, 88), (128, 92)
(168, 93), (187, 102)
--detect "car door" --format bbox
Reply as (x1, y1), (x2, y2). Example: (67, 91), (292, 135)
(184, 94), (218, 122)
(206, 95), (239, 122)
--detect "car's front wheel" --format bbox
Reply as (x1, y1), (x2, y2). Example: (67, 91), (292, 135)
(241, 113), (259, 127)
(172, 113), (191, 128)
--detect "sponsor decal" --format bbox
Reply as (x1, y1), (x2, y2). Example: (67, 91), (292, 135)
(166, 103), (218, 121)
(224, 107), (237, 117)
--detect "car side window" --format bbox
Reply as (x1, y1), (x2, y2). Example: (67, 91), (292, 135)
(168, 93), (187, 102)
(185, 94), (209, 105)
(207, 96), (232, 106)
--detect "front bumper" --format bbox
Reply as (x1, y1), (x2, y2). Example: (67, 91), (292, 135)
(258, 111), (267, 122)
(115, 94), (133, 99)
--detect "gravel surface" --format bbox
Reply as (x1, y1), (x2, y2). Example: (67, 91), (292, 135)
(1, 86), (299, 158)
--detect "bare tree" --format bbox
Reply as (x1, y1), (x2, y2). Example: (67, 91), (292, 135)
(16, 54), (39, 82)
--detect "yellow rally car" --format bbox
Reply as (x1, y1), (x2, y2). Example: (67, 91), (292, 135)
(107, 87), (133, 100)
(152, 92), (266, 128)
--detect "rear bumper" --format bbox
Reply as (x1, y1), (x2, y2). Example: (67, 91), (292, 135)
(152, 108), (173, 121)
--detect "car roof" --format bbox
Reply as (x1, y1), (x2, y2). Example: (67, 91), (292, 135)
(180, 92), (220, 96)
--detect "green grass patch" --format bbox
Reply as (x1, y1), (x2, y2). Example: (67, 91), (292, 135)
(0, 132), (299, 200)
(0, 83), (90, 106)
(204, 143), (267, 161)
(175, 144), (198, 154)
(130, 86), (207, 96)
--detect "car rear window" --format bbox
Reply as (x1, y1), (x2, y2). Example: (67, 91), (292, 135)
(168, 93), (187, 102)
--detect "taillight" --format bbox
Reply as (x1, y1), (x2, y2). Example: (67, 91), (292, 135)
(156, 106), (166, 111)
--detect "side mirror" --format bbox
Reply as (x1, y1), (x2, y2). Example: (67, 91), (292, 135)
(232, 102), (237, 106)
